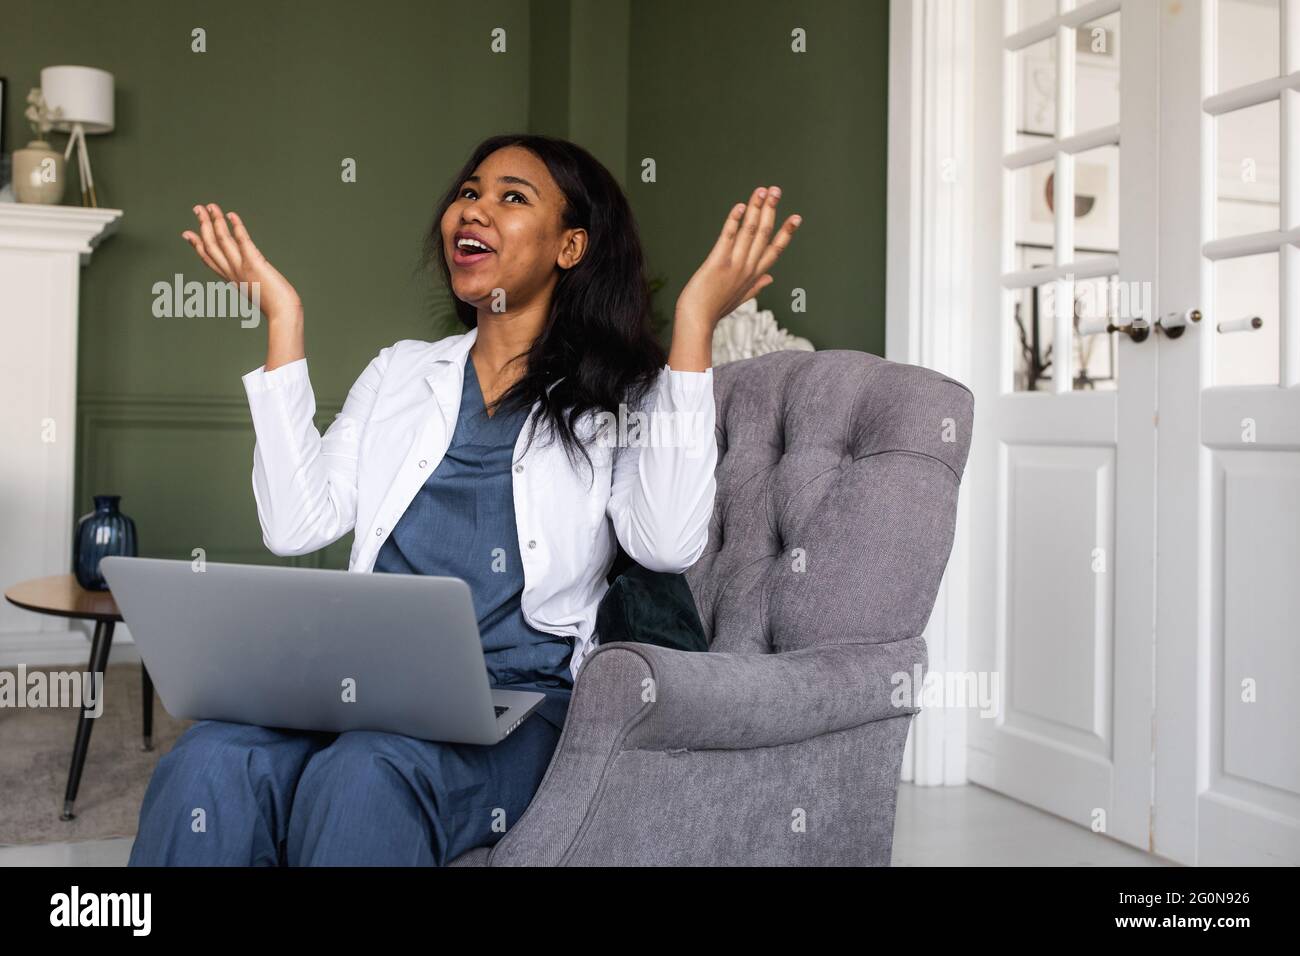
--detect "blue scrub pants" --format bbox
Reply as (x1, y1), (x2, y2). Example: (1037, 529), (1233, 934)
(127, 710), (563, 866)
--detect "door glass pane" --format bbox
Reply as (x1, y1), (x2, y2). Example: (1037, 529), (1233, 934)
(1213, 253), (1280, 386)
(1215, 0), (1280, 93)
(1009, 283), (1057, 392)
(1013, 158), (1058, 257)
(1070, 275), (1126, 391)
(1075, 12), (1121, 131)
(1016, 37), (1057, 149)
(1072, 145), (1120, 259)
(1216, 101), (1280, 239)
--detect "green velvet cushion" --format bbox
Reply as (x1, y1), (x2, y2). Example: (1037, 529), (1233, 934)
(596, 561), (709, 653)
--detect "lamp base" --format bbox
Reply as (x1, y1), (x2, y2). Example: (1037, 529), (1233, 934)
(62, 124), (101, 209)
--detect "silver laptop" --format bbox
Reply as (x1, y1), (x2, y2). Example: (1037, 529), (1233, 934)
(99, 557), (545, 745)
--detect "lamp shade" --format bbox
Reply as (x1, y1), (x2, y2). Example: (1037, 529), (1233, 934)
(40, 65), (115, 134)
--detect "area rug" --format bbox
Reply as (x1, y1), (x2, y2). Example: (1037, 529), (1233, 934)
(0, 662), (192, 846)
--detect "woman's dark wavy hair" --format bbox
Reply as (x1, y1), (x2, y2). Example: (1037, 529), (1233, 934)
(424, 133), (666, 480)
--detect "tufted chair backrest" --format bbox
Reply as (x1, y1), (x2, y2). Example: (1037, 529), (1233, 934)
(685, 350), (973, 654)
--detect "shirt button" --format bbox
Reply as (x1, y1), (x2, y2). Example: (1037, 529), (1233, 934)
(419, 459), (428, 468)
(376, 527), (384, 536)
(514, 463), (524, 473)
(527, 540), (537, 549)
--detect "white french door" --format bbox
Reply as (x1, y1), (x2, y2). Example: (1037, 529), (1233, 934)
(968, 0), (1300, 865)
(1156, 0), (1300, 865)
(968, 0), (1158, 853)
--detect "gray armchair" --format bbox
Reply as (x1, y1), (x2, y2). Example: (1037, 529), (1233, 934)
(451, 349), (973, 866)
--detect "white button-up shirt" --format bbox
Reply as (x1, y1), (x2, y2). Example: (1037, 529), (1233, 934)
(240, 326), (717, 679)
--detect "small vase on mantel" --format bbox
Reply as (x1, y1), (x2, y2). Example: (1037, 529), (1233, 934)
(73, 495), (138, 591)
(14, 140), (67, 204)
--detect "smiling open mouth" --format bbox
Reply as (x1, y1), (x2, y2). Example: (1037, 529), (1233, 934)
(452, 236), (496, 267)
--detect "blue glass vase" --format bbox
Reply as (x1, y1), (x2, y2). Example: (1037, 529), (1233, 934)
(73, 495), (138, 591)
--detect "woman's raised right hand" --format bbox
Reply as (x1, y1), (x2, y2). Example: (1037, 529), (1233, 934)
(182, 203), (302, 323)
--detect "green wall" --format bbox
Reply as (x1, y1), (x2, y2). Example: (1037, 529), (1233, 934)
(0, 0), (889, 570)
(624, 0), (890, 355)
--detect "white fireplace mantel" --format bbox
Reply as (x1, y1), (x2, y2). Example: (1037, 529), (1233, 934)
(0, 202), (123, 264)
(0, 202), (123, 665)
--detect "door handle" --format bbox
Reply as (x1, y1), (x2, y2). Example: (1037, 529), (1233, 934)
(1078, 315), (1151, 343)
(1216, 315), (1262, 334)
(1156, 309), (1202, 339)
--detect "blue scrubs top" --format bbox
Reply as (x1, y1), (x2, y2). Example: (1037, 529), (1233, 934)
(373, 356), (574, 730)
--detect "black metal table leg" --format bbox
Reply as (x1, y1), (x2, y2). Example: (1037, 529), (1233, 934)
(62, 619), (114, 821)
(141, 663), (154, 751)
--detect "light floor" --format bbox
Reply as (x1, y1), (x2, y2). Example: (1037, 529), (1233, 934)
(0, 782), (1173, 866)
(891, 781), (1172, 866)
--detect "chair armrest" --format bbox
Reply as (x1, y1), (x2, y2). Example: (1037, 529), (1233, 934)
(488, 640), (654, 866)
(487, 638), (925, 866)
(603, 638), (926, 751)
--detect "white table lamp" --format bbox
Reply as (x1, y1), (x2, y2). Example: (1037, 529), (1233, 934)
(40, 65), (115, 207)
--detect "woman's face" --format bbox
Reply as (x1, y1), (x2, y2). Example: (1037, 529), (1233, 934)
(441, 145), (587, 314)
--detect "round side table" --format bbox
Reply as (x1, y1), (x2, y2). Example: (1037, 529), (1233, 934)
(4, 574), (155, 821)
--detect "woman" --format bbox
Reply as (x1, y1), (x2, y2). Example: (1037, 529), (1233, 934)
(128, 133), (800, 866)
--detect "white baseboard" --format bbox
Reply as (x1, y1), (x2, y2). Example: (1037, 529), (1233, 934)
(0, 624), (140, 668)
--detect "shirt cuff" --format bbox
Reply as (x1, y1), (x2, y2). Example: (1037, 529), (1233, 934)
(661, 363), (714, 405)
(242, 357), (310, 395)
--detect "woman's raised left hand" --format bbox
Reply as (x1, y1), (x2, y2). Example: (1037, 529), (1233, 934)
(667, 186), (800, 371)
(676, 185), (801, 329)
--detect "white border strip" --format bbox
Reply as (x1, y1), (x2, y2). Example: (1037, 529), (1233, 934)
(1000, 254), (1120, 288)
(1003, 123), (1121, 168)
